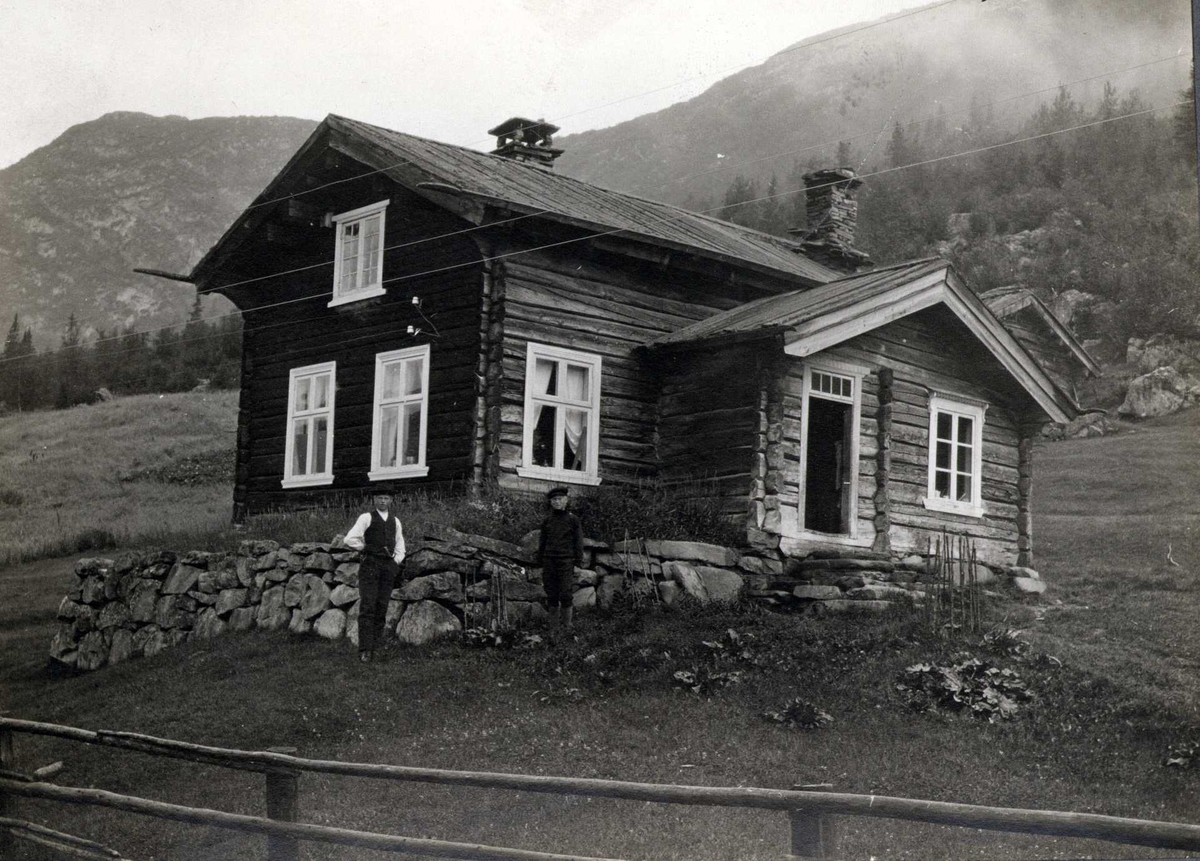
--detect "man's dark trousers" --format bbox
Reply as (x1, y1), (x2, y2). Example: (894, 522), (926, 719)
(358, 556), (399, 653)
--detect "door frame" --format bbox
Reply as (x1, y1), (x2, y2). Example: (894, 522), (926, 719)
(786, 357), (871, 545)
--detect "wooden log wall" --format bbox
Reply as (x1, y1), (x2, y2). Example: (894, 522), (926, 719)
(657, 343), (771, 519)
(494, 248), (754, 490)
(221, 172), (485, 515)
(772, 305), (1045, 567)
(872, 367), (894, 553)
(1017, 430), (1035, 568)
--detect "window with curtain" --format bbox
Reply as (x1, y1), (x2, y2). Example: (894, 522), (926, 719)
(329, 200), (389, 307)
(518, 343), (602, 485)
(283, 361), (336, 488)
(924, 394), (986, 517)
(369, 345), (430, 480)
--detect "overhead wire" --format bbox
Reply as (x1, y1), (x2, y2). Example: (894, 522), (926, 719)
(238, 0), (964, 214)
(183, 51), (1186, 301)
(3, 97), (1185, 370)
(26, 22), (1188, 335)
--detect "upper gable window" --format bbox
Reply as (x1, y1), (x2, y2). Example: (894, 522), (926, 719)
(516, 342), (602, 486)
(328, 200), (389, 307)
(924, 394), (986, 518)
(282, 361), (336, 488)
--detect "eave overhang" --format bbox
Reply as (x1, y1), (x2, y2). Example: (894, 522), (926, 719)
(782, 266), (1078, 423)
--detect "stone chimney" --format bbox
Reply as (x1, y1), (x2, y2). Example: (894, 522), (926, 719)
(790, 168), (872, 274)
(487, 117), (563, 168)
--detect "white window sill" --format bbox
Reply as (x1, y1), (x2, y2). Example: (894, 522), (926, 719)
(368, 466), (430, 481)
(328, 286), (387, 308)
(281, 475), (335, 489)
(516, 466), (602, 486)
(923, 497), (985, 518)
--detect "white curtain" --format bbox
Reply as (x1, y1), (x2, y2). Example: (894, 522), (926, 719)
(564, 365), (588, 467)
(532, 359), (554, 427)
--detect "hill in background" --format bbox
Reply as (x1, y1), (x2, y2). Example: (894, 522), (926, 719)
(554, 0), (1191, 207)
(0, 113), (316, 347)
(0, 0), (1193, 355)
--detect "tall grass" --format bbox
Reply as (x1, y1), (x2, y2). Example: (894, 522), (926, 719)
(0, 391), (743, 566)
(0, 391), (237, 566)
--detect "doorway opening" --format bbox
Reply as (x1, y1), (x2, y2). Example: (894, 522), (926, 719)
(804, 395), (854, 534)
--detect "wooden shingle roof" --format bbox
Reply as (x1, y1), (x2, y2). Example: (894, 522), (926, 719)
(326, 115), (839, 284)
(188, 114), (841, 288)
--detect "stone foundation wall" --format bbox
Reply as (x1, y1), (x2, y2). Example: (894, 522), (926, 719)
(49, 526), (1042, 672)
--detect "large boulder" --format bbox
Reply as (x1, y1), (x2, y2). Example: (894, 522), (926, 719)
(1118, 367), (1200, 418)
(300, 575), (332, 619)
(398, 572), (464, 602)
(315, 609), (347, 640)
(663, 561), (708, 602)
(162, 563), (203, 595)
(696, 567), (743, 604)
(396, 600), (461, 645)
(611, 539), (740, 567)
(215, 588), (248, 616)
(256, 586), (290, 631)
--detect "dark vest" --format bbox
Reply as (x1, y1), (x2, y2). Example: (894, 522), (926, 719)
(363, 511), (398, 559)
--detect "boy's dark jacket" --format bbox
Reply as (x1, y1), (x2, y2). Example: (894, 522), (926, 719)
(538, 510), (584, 567)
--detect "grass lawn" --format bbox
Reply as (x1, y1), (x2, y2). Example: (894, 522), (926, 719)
(2, 408), (1199, 860)
(0, 391), (238, 565)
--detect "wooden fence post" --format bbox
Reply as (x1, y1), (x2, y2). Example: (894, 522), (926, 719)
(0, 722), (14, 854)
(264, 747), (299, 861)
(788, 783), (836, 860)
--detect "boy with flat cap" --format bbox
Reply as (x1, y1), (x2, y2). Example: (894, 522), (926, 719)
(344, 488), (406, 662)
(537, 486), (584, 631)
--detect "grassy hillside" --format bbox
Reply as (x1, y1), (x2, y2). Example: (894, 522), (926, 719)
(1, 406), (1199, 859)
(0, 390), (238, 565)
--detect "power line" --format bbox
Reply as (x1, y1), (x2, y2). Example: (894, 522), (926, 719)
(239, 0), (964, 214)
(181, 52), (1185, 303)
(4, 96), (1182, 371)
(29, 39), (1186, 336)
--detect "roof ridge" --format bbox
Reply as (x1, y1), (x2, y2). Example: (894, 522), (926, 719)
(327, 113), (814, 255)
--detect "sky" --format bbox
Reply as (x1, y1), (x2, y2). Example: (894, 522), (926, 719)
(0, 0), (934, 169)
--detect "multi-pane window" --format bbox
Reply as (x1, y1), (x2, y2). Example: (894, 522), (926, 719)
(925, 395), (986, 517)
(811, 370), (853, 400)
(518, 343), (602, 485)
(329, 200), (388, 306)
(283, 362), (336, 487)
(369, 345), (430, 480)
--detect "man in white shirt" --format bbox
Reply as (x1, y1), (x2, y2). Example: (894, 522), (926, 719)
(344, 490), (406, 662)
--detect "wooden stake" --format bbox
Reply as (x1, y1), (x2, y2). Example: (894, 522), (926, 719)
(789, 783), (836, 859)
(0, 725), (13, 854)
(264, 747), (300, 861)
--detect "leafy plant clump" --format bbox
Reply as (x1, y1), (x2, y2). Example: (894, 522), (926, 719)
(673, 665), (743, 696)
(461, 626), (543, 650)
(1165, 738), (1200, 768)
(762, 698), (834, 730)
(897, 654), (1034, 721)
(701, 628), (765, 666)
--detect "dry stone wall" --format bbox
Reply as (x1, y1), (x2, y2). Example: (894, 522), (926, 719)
(49, 525), (1043, 672)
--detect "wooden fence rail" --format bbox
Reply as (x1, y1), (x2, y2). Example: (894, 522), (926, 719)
(4, 717), (1200, 859)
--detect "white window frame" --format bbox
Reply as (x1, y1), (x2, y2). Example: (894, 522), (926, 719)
(368, 344), (431, 481)
(924, 393), (987, 518)
(282, 361), (336, 488)
(789, 358), (870, 545)
(328, 199), (389, 307)
(516, 342), (602, 486)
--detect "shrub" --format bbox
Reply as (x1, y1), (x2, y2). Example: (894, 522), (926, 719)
(897, 654), (1034, 721)
(762, 698), (834, 730)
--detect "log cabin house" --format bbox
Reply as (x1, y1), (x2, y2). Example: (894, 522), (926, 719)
(179, 114), (1096, 569)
